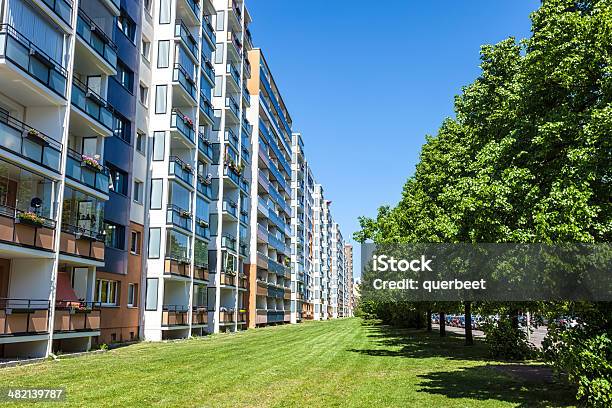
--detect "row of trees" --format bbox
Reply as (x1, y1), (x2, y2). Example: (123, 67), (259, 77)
(354, 1), (611, 406)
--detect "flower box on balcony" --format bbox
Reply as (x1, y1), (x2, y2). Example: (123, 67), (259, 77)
(16, 212), (45, 228)
(180, 210), (192, 219)
(81, 155), (103, 172)
(24, 129), (48, 145)
(183, 115), (194, 130)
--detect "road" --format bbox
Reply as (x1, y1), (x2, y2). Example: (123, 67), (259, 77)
(431, 324), (548, 348)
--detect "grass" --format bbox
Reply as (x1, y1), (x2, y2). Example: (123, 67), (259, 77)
(0, 318), (576, 407)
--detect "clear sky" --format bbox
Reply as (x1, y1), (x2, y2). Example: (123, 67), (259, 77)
(248, 1), (539, 279)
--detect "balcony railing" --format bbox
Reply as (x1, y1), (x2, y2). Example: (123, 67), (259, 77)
(71, 76), (114, 132)
(173, 63), (197, 101)
(202, 15), (215, 44)
(164, 256), (190, 277)
(174, 20), (198, 58)
(224, 164), (240, 185)
(0, 111), (62, 172)
(195, 216), (210, 239)
(42, 0), (73, 26)
(181, 0), (201, 21)
(225, 96), (240, 118)
(239, 177), (249, 194)
(198, 133), (214, 161)
(227, 63), (240, 86)
(222, 199), (238, 217)
(170, 109), (195, 143)
(162, 305), (189, 326)
(196, 174), (214, 199)
(54, 301), (101, 332)
(192, 307), (208, 325)
(65, 148), (110, 194)
(0, 24), (68, 97)
(199, 90), (214, 120)
(224, 129), (239, 149)
(169, 156), (194, 185)
(166, 204), (192, 232)
(0, 298), (50, 337)
(201, 56), (214, 82)
(239, 209), (248, 225)
(0, 206), (56, 251)
(239, 243), (248, 257)
(221, 234), (236, 251)
(76, 10), (118, 69)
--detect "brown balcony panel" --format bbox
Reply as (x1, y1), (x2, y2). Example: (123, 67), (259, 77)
(192, 310), (208, 325)
(194, 266), (209, 281)
(0, 309), (48, 335)
(60, 232), (105, 260)
(86, 310), (101, 330)
(238, 277), (247, 289)
(237, 312), (247, 322)
(162, 311), (188, 326)
(220, 311), (234, 323)
(54, 309), (71, 331)
(165, 259), (190, 277)
(256, 282), (268, 296)
(284, 289), (291, 300)
(256, 310), (267, 325)
(284, 312), (291, 322)
(220, 274), (236, 286)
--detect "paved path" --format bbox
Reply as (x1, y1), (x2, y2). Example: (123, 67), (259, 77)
(431, 324), (548, 348)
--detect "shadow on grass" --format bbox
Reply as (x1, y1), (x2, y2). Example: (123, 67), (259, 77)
(349, 324), (492, 361)
(349, 323), (576, 407)
(417, 365), (576, 407)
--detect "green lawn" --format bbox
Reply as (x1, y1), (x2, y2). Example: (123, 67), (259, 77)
(0, 318), (576, 407)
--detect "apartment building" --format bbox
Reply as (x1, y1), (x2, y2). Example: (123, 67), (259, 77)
(331, 223), (345, 318)
(245, 48), (292, 327)
(345, 243), (354, 317)
(0, 0), (351, 360)
(291, 133), (315, 322)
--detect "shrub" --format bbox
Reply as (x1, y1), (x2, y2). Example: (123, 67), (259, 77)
(481, 318), (535, 360)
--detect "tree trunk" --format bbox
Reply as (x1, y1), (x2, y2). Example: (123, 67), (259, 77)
(427, 310), (432, 332)
(511, 308), (520, 330)
(465, 302), (473, 346)
(440, 311), (446, 337)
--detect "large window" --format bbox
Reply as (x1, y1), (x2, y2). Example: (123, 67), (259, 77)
(133, 180), (143, 204)
(117, 10), (136, 42)
(157, 41), (170, 68)
(116, 61), (134, 93)
(166, 229), (189, 260)
(152, 131), (165, 160)
(148, 228), (161, 258)
(0, 158), (56, 219)
(150, 179), (163, 209)
(168, 181), (191, 210)
(113, 113), (131, 143)
(62, 187), (104, 236)
(155, 85), (167, 114)
(145, 278), (158, 310)
(194, 239), (208, 268)
(95, 279), (119, 306)
(104, 221), (125, 250)
(127, 283), (138, 307)
(109, 166), (128, 195)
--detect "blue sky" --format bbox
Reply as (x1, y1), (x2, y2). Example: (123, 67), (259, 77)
(248, 1), (539, 278)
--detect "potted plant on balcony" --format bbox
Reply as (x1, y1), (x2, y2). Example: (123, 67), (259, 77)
(16, 211), (45, 227)
(25, 128), (47, 145)
(81, 154), (103, 172)
(182, 161), (193, 173)
(183, 115), (194, 130)
(204, 173), (213, 185)
(180, 209), (192, 218)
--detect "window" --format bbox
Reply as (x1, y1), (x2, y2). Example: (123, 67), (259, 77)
(152, 131), (165, 161)
(136, 132), (146, 154)
(157, 40), (170, 68)
(130, 230), (141, 254)
(148, 228), (161, 258)
(113, 114), (131, 143)
(117, 11), (136, 42)
(95, 279), (119, 306)
(150, 179), (163, 209)
(141, 39), (151, 62)
(139, 84), (149, 106)
(159, 0), (171, 24)
(116, 62), (134, 93)
(133, 180), (143, 204)
(213, 76), (223, 96)
(155, 85), (167, 114)
(145, 278), (158, 310)
(109, 166), (128, 195)
(104, 222), (125, 250)
(127, 283), (138, 307)
(215, 11), (225, 31)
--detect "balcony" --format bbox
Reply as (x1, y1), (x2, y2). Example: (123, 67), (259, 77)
(202, 15), (215, 46)
(162, 305), (189, 327)
(192, 308), (208, 325)
(239, 242), (248, 258)
(237, 310), (247, 322)
(101, 0), (120, 16)
(194, 262), (209, 281)
(59, 224), (105, 261)
(75, 10), (118, 75)
(201, 56), (215, 85)
(174, 20), (198, 60)
(178, 0), (201, 24)
(166, 205), (192, 232)
(220, 272), (236, 287)
(223, 164), (240, 187)
(164, 256), (190, 278)
(198, 133), (214, 161)
(221, 234), (236, 252)
(224, 129), (239, 150)
(53, 301), (101, 333)
(0, 112), (62, 172)
(219, 309), (235, 324)
(222, 199), (238, 219)
(199, 90), (214, 125)
(0, 299), (49, 338)
(71, 76), (114, 136)
(173, 63), (197, 104)
(225, 96), (240, 123)
(0, 206), (55, 252)
(169, 156), (195, 186)
(65, 148), (110, 195)
(226, 63), (240, 91)
(257, 223), (268, 243)
(195, 216), (210, 239)
(239, 209), (248, 225)
(40, 0), (73, 28)
(196, 174), (214, 199)
(0, 24), (68, 101)
(226, 32), (242, 62)
(170, 109), (196, 145)
(239, 177), (249, 194)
